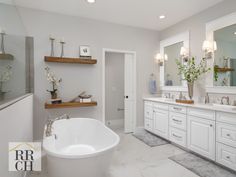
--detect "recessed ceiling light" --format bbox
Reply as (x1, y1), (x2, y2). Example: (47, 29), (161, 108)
(234, 32), (236, 35)
(159, 15), (166, 19)
(87, 0), (96, 4)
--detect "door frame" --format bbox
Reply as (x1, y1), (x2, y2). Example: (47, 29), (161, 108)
(102, 48), (137, 132)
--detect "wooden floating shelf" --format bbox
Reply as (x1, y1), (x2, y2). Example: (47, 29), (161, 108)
(44, 56), (97, 64)
(45, 101), (97, 109)
(0, 53), (14, 60)
(215, 67), (234, 72)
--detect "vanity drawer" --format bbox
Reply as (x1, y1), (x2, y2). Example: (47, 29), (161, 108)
(217, 122), (236, 148)
(169, 112), (187, 131)
(217, 143), (236, 171)
(153, 102), (168, 111)
(169, 105), (186, 114)
(216, 112), (236, 125)
(188, 108), (215, 120)
(169, 127), (187, 147)
(144, 118), (153, 132)
(144, 104), (153, 120)
(144, 101), (153, 107)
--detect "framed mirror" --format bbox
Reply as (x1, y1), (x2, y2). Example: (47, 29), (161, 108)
(206, 12), (236, 94)
(160, 31), (189, 91)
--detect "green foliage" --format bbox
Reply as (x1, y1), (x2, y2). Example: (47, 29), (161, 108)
(176, 57), (210, 83)
(214, 65), (219, 82)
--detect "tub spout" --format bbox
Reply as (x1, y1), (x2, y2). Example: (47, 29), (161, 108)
(45, 114), (70, 137)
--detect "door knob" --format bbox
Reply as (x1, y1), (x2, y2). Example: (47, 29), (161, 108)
(126, 96), (129, 99)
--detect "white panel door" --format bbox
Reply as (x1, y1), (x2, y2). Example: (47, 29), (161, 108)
(124, 53), (135, 133)
(153, 109), (169, 139)
(188, 116), (215, 160)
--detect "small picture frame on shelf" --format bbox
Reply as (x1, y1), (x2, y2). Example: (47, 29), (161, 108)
(79, 45), (91, 59)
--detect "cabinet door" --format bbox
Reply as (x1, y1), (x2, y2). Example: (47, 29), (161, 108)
(153, 109), (169, 139)
(144, 118), (153, 132)
(144, 103), (153, 120)
(188, 116), (215, 160)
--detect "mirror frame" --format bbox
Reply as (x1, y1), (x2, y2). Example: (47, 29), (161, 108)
(160, 31), (189, 91)
(205, 12), (236, 94)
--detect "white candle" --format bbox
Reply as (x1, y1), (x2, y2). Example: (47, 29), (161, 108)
(60, 37), (65, 43)
(0, 27), (5, 34)
(49, 34), (55, 40)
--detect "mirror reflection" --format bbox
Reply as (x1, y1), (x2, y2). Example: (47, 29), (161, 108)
(214, 24), (236, 86)
(0, 2), (34, 104)
(164, 41), (183, 86)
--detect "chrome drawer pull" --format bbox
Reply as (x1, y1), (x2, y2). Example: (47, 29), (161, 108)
(173, 107), (182, 111)
(172, 133), (182, 139)
(173, 119), (182, 123)
(226, 134), (231, 137)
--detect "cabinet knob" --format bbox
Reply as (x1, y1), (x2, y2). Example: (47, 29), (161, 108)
(210, 124), (213, 127)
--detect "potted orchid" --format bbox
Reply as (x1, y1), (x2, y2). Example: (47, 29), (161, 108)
(45, 66), (62, 99)
(0, 65), (12, 101)
(176, 57), (210, 100)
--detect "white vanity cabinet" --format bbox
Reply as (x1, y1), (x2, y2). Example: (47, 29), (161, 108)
(144, 101), (154, 132)
(188, 115), (215, 160)
(187, 108), (216, 160)
(216, 112), (236, 171)
(144, 101), (169, 139)
(143, 98), (236, 171)
(169, 105), (187, 147)
(153, 106), (169, 139)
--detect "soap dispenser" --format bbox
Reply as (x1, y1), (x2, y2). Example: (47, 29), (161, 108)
(179, 92), (183, 100)
(205, 92), (210, 104)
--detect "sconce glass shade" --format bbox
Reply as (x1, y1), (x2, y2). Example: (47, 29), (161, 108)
(202, 40), (211, 51)
(180, 46), (188, 56)
(164, 54), (168, 61)
(213, 41), (217, 51)
(155, 53), (162, 60)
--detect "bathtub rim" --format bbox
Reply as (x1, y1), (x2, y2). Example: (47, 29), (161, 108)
(43, 118), (120, 159)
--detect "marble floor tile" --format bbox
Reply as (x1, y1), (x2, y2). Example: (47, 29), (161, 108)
(29, 130), (199, 177)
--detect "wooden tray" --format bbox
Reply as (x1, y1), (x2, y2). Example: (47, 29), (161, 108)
(176, 99), (194, 104)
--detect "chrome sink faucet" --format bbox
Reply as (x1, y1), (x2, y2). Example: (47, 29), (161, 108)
(221, 96), (230, 105)
(165, 93), (171, 98)
(45, 114), (70, 137)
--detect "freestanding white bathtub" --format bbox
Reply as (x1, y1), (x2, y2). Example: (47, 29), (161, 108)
(43, 118), (120, 177)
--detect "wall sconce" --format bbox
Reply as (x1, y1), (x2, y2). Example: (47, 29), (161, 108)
(202, 40), (217, 59)
(180, 46), (189, 62)
(155, 53), (168, 66)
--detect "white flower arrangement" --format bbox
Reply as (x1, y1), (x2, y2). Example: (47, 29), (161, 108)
(45, 66), (62, 97)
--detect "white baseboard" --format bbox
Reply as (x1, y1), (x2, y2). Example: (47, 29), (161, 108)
(106, 119), (124, 128)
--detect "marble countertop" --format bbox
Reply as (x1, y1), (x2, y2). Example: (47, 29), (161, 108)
(143, 97), (236, 114)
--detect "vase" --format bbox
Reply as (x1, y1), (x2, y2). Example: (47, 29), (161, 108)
(50, 91), (57, 99)
(187, 82), (194, 100)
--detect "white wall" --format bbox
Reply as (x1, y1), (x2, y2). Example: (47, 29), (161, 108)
(105, 52), (124, 123)
(17, 7), (159, 140)
(0, 94), (33, 177)
(160, 0), (236, 99)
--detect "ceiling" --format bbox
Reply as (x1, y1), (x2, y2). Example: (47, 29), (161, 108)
(10, 0), (224, 31)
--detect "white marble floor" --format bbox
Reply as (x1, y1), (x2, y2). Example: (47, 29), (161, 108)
(30, 129), (199, 177)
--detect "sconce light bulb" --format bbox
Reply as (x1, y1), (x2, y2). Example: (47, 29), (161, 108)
(213, 41), (217, 51)
(164, 54), (168, 61)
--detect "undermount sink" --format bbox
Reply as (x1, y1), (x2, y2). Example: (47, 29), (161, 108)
(212, 103), (236, 110)
(158, 98), (174, 102)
